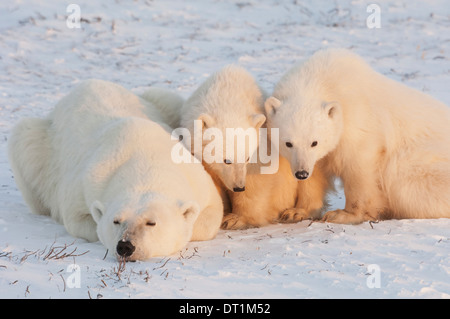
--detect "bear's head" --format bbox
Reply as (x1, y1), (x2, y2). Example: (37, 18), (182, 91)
(264, 96), (343, 180)
(195, 112), (266, 192)
(181, 64), (267, 193)
(90, 196), (200, 261)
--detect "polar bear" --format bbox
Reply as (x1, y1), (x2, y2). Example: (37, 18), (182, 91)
(8, 79), (223, 260)
(180, 65), (267, 194)
(139, 87), (185, 129)
(179, 65), (330, 229)
(265, 48), (450, 224)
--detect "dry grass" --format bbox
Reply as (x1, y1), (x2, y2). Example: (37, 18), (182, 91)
(0, 240), (89, 265)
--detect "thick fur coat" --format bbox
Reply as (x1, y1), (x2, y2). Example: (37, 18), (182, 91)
(8, 79), (223, 260)
(265, 48), (450, 224)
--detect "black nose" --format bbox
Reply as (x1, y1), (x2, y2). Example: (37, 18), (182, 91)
(295, 170), (309, 180)
(233, 186), (245, 192)
(116, 240), (135, 257)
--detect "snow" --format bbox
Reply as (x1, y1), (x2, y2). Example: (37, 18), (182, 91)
(0, 0), (449, 299)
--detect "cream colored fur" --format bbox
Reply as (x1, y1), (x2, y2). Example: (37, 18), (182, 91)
(139, 87), (185, 129)
(266, 48), (450, 224)
(181, 65), (329, 229)
(8, 79), (223, 260)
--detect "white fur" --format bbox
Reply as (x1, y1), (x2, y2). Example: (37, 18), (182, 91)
(181, 65), (329, 229)
(266, 48), (450, 223)
(139, 87), (185, 129)
(181, 65), (266, 192)
(8, 79), (223, 260)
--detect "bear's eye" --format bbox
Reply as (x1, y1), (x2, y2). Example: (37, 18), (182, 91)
(224, 159), (232, 165)
(146, 221), (156, 227)
(285, 142), (293, 148)
(311, 141), (318, 147)
(113, 220), (120, 225)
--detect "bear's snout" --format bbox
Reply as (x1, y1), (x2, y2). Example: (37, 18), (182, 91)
(116, 240), (135, 258)
(233, 186), (245, 192)
(295, 170), (309, 180)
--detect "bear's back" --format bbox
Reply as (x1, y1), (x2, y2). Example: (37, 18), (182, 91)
(84, 117), (215, 212)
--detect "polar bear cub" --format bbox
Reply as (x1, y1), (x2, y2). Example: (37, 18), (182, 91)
(180, 65), (329, 229)
(180, 65), (267, 194)
(265, 48), (450, 224)
(8, 79), (223, 260)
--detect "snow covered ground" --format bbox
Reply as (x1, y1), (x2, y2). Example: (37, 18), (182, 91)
(0, 0), (449, 299)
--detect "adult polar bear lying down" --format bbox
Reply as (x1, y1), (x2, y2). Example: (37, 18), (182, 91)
(8, 79), (223, 261)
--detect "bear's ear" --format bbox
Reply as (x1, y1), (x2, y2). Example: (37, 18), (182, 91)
(264, 96), (282, 115)
(250, 113), (266, 130)
(198, 113), (215, 129)
(90, 200), (105, 223)
(323, 101), (341, 119)
(180, 201), (200, 225)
